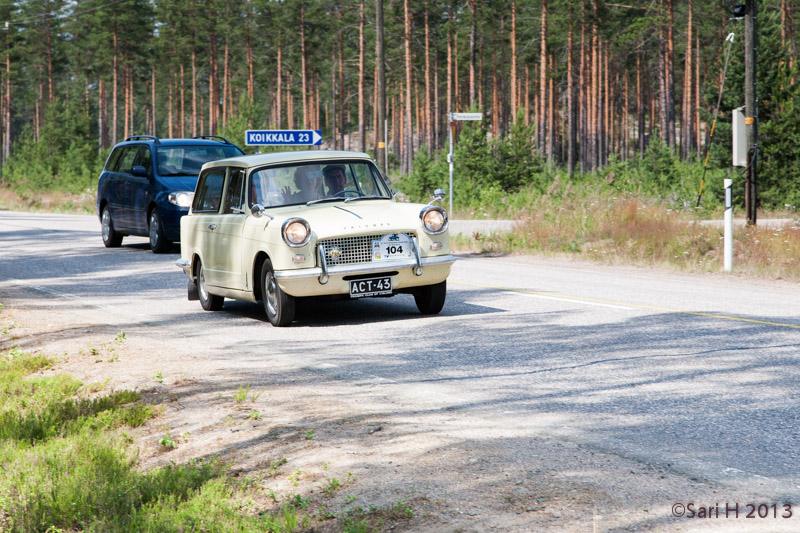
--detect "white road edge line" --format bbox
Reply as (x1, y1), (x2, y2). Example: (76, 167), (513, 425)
(503, 291), (637, 310)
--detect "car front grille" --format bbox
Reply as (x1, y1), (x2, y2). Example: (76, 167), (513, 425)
(317, 233), (416, 266)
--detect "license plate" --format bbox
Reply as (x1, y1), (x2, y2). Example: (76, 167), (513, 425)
(349, 276), (392, 298)
(372, 233), (413, 261)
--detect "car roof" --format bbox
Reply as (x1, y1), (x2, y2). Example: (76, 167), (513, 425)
(201, 150), (373, 170)
(116, 136), (243, 148)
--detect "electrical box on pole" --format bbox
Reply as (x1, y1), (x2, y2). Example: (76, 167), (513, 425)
(732, 106), (747, 167)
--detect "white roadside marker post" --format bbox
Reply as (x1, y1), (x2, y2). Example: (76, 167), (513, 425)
(724, 178), (733, 272)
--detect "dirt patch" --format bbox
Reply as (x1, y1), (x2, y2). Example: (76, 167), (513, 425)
(1, 289), (794, 532)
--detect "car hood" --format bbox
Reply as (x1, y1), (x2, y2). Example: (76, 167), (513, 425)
(270, 200), (426, 239)
(159, 175), (198, 191)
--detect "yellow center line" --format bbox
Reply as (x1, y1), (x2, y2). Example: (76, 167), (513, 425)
(452, 280), (800, 330)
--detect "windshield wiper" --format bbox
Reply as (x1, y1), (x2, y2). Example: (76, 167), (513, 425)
(306, 197), (345, 206)
(344, 195), (388, 203)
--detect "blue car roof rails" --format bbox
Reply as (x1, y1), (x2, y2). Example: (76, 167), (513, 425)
(125, 135), (160, 143)
(193, 135), (234, 145)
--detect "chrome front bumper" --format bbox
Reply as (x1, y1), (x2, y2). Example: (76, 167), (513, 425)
(273, 254), (456, 282)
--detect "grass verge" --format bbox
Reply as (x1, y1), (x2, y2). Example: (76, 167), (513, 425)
(0, 186), (95, 214)
(0, 345), (297, 531)
(0, 308), (419, 532)
(452, 186), (800, 281)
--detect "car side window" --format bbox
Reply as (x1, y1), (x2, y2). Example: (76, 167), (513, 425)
(106, 147), (125, 171)
(116, 147), (139, 174)
(223, 169), (246, 214)
(133, 146), (152, 176)
(193, 169), (226, 213)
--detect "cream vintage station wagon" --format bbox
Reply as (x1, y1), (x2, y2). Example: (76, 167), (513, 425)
(177, 150), (455, 326)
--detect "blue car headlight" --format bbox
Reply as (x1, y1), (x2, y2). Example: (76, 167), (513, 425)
(168, 191), (194, 208)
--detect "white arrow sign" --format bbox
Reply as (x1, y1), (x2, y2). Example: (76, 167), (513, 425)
(245, 130), (322, 146)
(450, 112), (483, 121)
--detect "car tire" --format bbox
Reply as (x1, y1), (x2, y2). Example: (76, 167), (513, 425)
(101, 206), (123, 248)
(414, 280), (447, 315)
(261, 259), (295, 326)
(149, 209), (172, 253)
(197, 260), (224, 311)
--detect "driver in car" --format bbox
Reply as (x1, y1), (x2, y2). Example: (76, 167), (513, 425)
(323, 165), (348, 196)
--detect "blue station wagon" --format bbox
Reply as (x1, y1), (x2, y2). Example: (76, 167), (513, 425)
(96, 135), (245, 253)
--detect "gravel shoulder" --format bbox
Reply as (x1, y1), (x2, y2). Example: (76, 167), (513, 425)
(1, 277), (796, 532)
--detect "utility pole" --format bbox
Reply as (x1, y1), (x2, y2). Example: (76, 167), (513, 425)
(744, 0), (758, 225)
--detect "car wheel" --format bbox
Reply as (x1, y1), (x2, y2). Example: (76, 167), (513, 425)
(149, 209), (172, 253)
(101, 206), (123, 248)
(197, 260), (223, 311)
(414, 280), (447, 315)
(261, 258), (295, 326)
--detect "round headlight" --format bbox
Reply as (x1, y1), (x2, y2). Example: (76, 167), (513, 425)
(282, 218), (311, 247)
(168, 191), (194, 208)
(420, 206), (448, 235)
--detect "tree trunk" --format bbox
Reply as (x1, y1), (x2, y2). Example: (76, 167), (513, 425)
(208, 2), (219, 135)
(112, 16), (119, 145)
(190, 3), (198, 137)
(44, 8), (54, 105)
(359, 0), (366, 152)
(590, 2), (599, 170)
(246, 4), (254, 101)
(277, 38), (282, 129)
(547, 54), (554, 168)
(300, 3), (308, 128)
(538, 0), (547, 150)
(682, 0), (694, 160)
(447, 2), (453, 115)
(424, 2), (432, 152)
(338, 2), (345, 149)
(666, 0), (676, 148)
(375, 0), (385, 170)
(510, 0), (517, 120)
(403, 0), (413, 174)
(469, 0), (477, 108)
(98, 78), (106, 150)
(567, 7), (575, 176)
(222, 6), (230, 129)
(782, 0), (796, 72)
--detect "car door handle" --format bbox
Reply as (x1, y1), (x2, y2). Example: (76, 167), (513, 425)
(208, 224), (218, 231)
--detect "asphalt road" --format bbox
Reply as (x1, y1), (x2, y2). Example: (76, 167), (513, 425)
(2, 210), (800, 504)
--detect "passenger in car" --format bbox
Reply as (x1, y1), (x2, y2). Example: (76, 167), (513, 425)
(284, 165), (323, 203)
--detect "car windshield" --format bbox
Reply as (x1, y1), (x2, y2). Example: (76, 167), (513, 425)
(156, 145), (243, 176)
(249, 161), (392, 208)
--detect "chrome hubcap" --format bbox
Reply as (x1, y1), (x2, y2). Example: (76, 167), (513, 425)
(149, 213), (159, 246)
(266, 274), (278, 316)
(198, 266), (208, 301)
(102, 210), (111, 241)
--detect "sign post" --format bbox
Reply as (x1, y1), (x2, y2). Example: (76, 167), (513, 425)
(245, 130), (322, 147)
(447, 113), (483, 216)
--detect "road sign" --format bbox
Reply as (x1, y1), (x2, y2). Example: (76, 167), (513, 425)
(245, 130), (322, 146)
(450, 112), (483, 121)
(447, 112), (483, 215)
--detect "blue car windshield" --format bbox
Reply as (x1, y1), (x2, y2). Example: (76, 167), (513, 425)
(156, 145), (242, 176)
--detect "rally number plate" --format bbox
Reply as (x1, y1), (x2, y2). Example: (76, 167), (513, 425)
(349, 276), (392, 298)
(372, 233), (414, 261)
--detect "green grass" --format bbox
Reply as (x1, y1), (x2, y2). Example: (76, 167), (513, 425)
(0, 346), (296, 532)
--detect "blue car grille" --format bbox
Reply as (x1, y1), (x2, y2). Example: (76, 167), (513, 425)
(317, 233), (416, 266)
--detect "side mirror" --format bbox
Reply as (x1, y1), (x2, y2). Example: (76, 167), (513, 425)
(429, 188), (446, 205)
(251, 204), (274, 220)
(131, 165), (148, 177)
